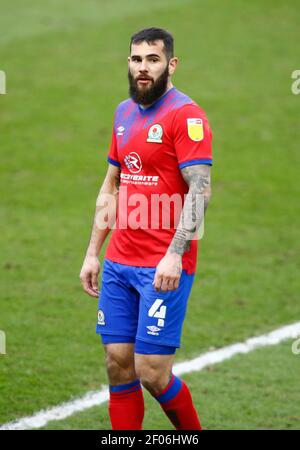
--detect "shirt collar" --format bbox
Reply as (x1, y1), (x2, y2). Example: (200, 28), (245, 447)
(137, 86), (176, 114)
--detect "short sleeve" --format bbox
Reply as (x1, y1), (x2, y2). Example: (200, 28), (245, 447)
(173, 104), (213, 169)
(107, 128), (120, 167)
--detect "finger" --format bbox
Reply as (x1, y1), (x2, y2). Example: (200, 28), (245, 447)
(81, 276), (99, 298)
(167, 278), (175, 291)
(153, 272), (163, 291)
(84, 283), (98, 297)
(160, 276), (170, 292)
(91, 271), (99, 294)
(173, 277), (180, 290)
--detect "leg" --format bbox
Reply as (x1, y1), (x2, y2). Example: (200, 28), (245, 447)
(103, 342), (144, 430)
(96, 260), (144, 430)
(134, 267), (201, 430)
(104, 343), (137, 385)
(134, 352), (175, 396)
(135, 350), (201, 430)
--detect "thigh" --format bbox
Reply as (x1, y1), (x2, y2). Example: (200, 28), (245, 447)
(135, 269), (195, 348)
(96, 259), (139, 340)
(104, 343), (137, 385)
(135, 352), (175, 375)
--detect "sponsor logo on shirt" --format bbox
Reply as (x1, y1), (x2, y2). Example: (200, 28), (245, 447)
(120, 173), (159, 186)
(123, 152), (159, 186)
(124, 152), (142, 173)
(147, 124), (163, 143)
(187, 118), (203, 141)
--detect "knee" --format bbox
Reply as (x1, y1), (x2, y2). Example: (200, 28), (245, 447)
(136, 365), (171, 396)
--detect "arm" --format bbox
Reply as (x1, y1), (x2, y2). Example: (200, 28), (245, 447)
(153, 164), (212, 292)
(79, 163), (120, 297)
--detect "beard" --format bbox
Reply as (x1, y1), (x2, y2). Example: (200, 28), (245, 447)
(128, 65), (169, 105)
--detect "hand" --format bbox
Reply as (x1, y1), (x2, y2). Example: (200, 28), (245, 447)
(79, 255), (101, 298)
(153, 252), (182, 292)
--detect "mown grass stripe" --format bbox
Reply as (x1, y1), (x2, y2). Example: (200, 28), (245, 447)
(1, 321), (299, 430)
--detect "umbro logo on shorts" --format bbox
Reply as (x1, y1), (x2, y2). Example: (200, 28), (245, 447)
(147, 325), (161, 336)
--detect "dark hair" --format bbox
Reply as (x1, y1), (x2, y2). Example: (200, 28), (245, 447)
(130, 27), (174, 59)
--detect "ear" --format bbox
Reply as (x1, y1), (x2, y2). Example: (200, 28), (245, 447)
(168, 57), (179, 76)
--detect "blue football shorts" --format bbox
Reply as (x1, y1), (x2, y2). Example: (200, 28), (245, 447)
(96, 258), (195, 354)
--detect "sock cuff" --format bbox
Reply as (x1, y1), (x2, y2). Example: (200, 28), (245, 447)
(109, 379), (141, 395)
(155, 374), (182, 404)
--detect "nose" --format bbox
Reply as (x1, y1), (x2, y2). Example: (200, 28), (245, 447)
(139, 58), (149, 72)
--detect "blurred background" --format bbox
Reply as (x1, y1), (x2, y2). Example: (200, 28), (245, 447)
(0, 0), (299, 429)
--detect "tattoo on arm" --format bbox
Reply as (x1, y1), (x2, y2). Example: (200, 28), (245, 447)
(168, 165), (211, 256)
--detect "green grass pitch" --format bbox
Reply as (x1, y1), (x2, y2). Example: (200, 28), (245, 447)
(0, 0), (299, 429)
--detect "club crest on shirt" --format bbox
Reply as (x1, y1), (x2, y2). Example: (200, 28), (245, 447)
(97, 309), (105, 325)
(187, 118), (203, 141)
(147, 124), (163, 143)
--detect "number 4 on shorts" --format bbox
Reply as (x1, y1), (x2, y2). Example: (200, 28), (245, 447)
(148, 299), (166, 327)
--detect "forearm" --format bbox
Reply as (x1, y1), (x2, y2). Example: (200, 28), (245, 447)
(85, 166), (120, 258)
(168, 193), (209, 256)
(168, 165), (211, 256)
(85, 211), (112, 258)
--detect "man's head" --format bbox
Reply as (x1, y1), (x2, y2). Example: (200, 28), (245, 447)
(128, 27), (178, 106)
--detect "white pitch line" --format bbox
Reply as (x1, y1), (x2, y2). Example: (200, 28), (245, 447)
(1, 321), (300, 430)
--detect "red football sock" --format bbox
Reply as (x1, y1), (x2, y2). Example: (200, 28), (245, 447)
(154, 374), (202, 430)
(108, 379), (144, 430)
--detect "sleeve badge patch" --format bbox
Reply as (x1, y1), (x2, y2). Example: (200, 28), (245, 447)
(187, 118), (204, 141)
